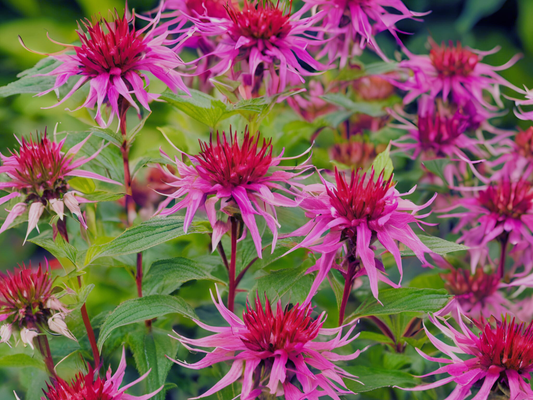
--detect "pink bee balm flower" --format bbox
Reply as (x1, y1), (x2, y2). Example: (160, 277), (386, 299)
(399, 311), (533, 400)
(0, 132), (120, 241)
(23, 10), (189, 128)
(157, 128), (310, 257)
(442, 268), (511, 320)
(42, 348), (162, 400)
(394, 40), (522, 111)
(440, 169), (533, 272)
(190, 0), (328, 97)
(0, 261), (75, 349)
(302, 0), (427, 65)
(391, 96), (486, 160)
(170, 288), (361, 399)
(290, 167), (435, 300)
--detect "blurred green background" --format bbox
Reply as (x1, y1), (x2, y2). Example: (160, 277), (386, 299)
(0, 0), (530, 399)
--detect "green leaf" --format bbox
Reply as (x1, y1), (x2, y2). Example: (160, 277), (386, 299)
(409, 272), (446, 290)
(143, 257), (224, 296)
(0, 354), (46, 370)
(128, 327), (179, 400)
(348, 288), (451, 321)
(336, 61), (398, 81)
(68, 177), (96, 194)
(29, 231), (78, 266)
(370, 142), (393, 179)
(320, 94), (386, 117)
(84, 217), (209, 265)
(97, 295), (196, 351)
(344, 366), (418, 393)
(79, 191), (124, 202)
(401, 235), (468, 257)
(422, 159), (450, 182)
(210, 76), (240, 103)
(160, 90), (232, 128)
(0, 57), (60, 97)
(255, 262), (313, 304)
(88, 126), (123, 148)
(131, 156), (169, 179)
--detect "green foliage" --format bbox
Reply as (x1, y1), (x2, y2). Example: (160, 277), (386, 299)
(344, 366), (418, 393)
(97, 295), (197, 351)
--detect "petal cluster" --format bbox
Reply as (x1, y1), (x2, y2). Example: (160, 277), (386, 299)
(170, 288), (360, 399)
(157, 128), (310, 257)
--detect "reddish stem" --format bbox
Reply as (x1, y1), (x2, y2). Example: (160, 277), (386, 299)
(338, 272), (353, 326)
(77, 276), (100, 368)
(217, 242), (230, 271)
(498, 234), (509, 280)
(228, 218), (238, 312)
(36, 334), (56, 377)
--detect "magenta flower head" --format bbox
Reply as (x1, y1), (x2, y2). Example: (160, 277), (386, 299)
(42, 348), (161, 400)
(400, 310), (533, 400)
(394, 40), (521, 110)
(0, 132), (120, 242)
(22, 10), (189, 128)
(157, 128), (311, 257)
(0, 261), (75, 350)
(440, 168), (533, 271)
(290, 167), (435, 301)
(391, 96), (485, 160)
(170, 287), (361, 399)
(303, 0), (426, 65)
(191, 0), (328, 97)
(442, 268), (510, 320)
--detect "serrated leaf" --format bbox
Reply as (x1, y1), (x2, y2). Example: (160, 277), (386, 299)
(88, 126), (123, 148)
(98, 295), (196, 351)
(143, 257), (224, 296)
(348, 288), (451, 321)
(401, 235), (468, 257)
(84, 217), (210, 265)
(160, 90), (230, 128)
(0, 57), (60, 97)
(79, 191), (124, 202)
(68, 177), (96, 194)
(336, 61), (398, 81)
(344, 366), (418, 393)
(128, 327), (179, 400)
(29, 231), (78, 266)
(255, 263), (313, 304)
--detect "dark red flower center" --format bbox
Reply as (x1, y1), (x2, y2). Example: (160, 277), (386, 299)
(43, 368), (112, 400)
(417, 104), (471, 151)
(476, 318), (533, 371)
(478, 180), (533, 219)
(241, 296), (322, 353)
(327, 168), (394, 229)
(76, 12), (147, 77)
(330, 141), (377, 170)
(515, 127), (533, 160)
(0, 263), (54, 325)
(443, 269), (499, 303)
(225, 0), (292, 42)
(9, 134), (69, 202)
(429, 41), (479, 77)
(196, 129), (273, 188)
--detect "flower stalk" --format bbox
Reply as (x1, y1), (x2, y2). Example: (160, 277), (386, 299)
(35, 334), (56, 378)
(76, 276), (100, 368)
(228, 217), (238, 312)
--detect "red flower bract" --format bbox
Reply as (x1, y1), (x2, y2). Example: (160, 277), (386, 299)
(241, 296), (321, 353)
(443, 269), (499, 303)
(0, 262), (54, 325)
(478, 180), (533, 220)
(327, 167), (393, 235)
(76, 13), (147, 77)
(197, 129), (273, 187)
(429, 41), (479, 77)
(475, 318), (533, 372)
(43, 367), (112, 400)
(226, 0), (292, 41)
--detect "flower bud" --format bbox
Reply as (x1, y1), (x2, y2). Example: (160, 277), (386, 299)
(0, 324), (12, 345)
(49, 199), (65, 220)
(20, 328), (38, 350)
(48, 313), (77, 342)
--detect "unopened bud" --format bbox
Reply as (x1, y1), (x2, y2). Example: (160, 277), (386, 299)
(0, 324), (12, 345)
(48, 313), (77, 342)
(20, 328), (38, 350)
